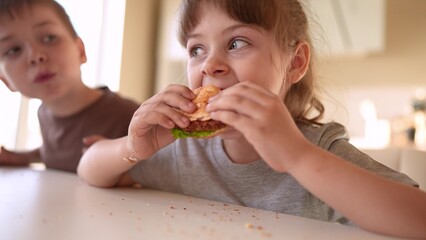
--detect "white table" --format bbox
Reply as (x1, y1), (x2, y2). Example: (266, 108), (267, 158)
(0, 167), (400, 240)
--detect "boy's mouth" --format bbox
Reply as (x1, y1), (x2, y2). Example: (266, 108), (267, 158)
(34, 72), (56, 83)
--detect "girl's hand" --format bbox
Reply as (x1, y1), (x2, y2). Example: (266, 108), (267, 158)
(206, 82), (310, 172)
(127, 84), (196, 160)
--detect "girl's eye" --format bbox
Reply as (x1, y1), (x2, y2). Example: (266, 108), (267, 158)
(229, 39), (248, 50)
(189, 46), (206, 58)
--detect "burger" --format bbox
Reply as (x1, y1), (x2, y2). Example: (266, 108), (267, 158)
(172, 85), (227, 138)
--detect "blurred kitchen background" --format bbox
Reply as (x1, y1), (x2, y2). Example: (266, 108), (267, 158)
(1, 0), (425, 152)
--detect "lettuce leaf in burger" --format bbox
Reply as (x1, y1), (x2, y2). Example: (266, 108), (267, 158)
(172, 85), (227, 138)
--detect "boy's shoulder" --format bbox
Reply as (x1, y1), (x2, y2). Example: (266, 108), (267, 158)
(97, 86), (140, 110)
(297, 121), (349, 149)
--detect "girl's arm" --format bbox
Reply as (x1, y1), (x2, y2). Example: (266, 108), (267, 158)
(77, 136), (137, 187)
(288, 141), (426, 239)
(78, 84), (196, 188)
(208, 82), (426, 239)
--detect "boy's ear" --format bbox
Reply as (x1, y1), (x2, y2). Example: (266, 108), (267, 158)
(288, 41), (310, 84)
(76, 37), (87, 64)
(0, 75), (17, 92)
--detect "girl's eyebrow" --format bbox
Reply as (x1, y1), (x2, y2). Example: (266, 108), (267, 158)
(223, 24), (260, 34)
(187, 23), (259, 41)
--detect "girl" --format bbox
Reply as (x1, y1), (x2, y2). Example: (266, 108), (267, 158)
(78, 0), (426, 238)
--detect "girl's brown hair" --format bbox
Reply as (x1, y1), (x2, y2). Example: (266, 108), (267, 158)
(178, 0), (324, 124)
(0, 0), (78, 38)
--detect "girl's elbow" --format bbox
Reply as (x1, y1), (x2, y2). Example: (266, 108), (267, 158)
(77, 173), (116, 188)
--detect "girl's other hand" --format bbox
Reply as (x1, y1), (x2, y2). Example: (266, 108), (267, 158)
(127, 84), (196, 160)
(207, 82), (310, 172)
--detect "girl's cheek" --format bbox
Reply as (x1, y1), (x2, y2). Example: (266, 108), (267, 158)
(187, 70), (202, 89)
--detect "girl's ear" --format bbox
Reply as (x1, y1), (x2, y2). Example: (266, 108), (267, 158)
(76, 37), (87, 64)
(288, 41), (310, 84)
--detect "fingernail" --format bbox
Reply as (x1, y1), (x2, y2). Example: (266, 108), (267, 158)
(181, 117), (189, 125)
(187, 102), (194, 110)
(168, 121), (175, 127)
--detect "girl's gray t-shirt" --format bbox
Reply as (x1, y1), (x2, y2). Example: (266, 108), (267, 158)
(129, 122), (417, 223)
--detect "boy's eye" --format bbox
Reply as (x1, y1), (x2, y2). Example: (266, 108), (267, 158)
(42, 35), (57, 43)
(189, 46), (206, 57)
(4, 46), (21, 57)
(229, 39), (248, 50)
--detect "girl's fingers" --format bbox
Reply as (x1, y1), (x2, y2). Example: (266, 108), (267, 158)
(151, 84), (196, 113)
(208, 94), (269, 119)
(218, 82), (275, 105)
(135, 101), (190, 129)
(131, 84), (198, 130)
(207, 84), (280, 121)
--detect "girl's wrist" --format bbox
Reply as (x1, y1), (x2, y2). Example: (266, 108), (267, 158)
(122, 155), (140, 164)
(121, 137), (141, 164)
(284, 141), (317, 174)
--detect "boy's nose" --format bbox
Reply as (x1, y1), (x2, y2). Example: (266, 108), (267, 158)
(201, 54), (229, 77)
(30, 54), (47, 65)
(28, 46), (47, 65)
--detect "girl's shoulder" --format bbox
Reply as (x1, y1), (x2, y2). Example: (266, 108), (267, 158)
(297, 121), (349, 149)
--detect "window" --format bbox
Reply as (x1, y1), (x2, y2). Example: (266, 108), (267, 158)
(0, 0), (126, 150)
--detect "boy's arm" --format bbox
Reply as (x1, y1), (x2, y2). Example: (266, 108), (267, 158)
(77, 136), (137, 188)
(0, 146), (41, 165)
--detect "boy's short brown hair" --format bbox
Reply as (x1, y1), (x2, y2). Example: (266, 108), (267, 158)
(0, 0), (78, 38)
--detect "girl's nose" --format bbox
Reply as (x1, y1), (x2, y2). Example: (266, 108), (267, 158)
(201, 53), (229, 78)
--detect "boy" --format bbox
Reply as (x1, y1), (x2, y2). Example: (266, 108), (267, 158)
(0, 0), (139, 172)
